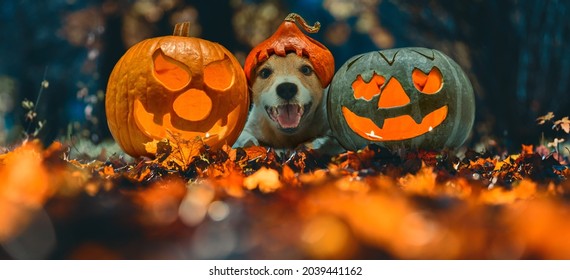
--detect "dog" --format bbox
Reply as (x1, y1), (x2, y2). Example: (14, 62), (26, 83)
(234, 53), (343, 155)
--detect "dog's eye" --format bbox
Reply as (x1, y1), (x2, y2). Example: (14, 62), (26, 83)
(300, 65), (313, 76)
(258, 68), (273, 79)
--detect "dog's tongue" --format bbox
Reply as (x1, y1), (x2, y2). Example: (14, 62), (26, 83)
(276, 104), (302, 128)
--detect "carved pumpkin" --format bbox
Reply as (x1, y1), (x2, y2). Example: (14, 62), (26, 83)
(328, 47), (475, 151)
(106, 22), (249, 157)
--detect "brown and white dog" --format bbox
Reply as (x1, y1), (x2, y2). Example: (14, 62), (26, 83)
(234, 53), (342, 154)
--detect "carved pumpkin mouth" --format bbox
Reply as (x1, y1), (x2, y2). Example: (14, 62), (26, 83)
(133, 99), (242, 147)
(341, 105), (448, 141)
(265, 102), (312, 133)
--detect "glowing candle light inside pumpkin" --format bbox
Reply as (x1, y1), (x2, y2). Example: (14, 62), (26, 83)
(366, 130), (383, 140)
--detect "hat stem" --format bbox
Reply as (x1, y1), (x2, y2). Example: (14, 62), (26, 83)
(284, 13), (321, 33)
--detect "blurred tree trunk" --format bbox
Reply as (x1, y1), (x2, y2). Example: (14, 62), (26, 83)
(393, 0), (570, 147)
(468, 0), (570, 145)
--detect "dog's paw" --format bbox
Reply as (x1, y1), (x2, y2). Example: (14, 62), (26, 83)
(300, 135), (345, 156)
(233, 132), (260, 148)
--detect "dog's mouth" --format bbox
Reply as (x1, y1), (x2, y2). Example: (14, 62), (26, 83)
(265, 103), (312, 133)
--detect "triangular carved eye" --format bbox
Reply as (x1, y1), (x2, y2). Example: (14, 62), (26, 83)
(412, 67), (443, 94)
(352, 73), (385, 101)
(153, 48), (192, 91)
(203, 55), (235, 91)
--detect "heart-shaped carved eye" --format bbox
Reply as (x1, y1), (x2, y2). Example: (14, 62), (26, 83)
(153, 48), (192, 91)
(412, 67), (443, 94)
(352, 73), (385, 101)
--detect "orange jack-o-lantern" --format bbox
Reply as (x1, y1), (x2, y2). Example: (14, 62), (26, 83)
(328, 47), (475, 151)
(106, 22), (249, 157)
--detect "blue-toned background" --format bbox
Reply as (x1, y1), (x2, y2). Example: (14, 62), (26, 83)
(0, 0), (568, 150)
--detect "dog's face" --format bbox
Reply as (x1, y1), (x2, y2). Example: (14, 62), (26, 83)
(250, 53), (324, 134)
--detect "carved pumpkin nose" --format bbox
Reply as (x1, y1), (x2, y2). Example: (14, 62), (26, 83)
(378, 78), (410, 108)
(276, 82), (298, 100)
(172, 89), (212, 121)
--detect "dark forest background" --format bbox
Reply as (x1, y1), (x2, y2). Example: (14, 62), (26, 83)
(0, 0), (568, 152)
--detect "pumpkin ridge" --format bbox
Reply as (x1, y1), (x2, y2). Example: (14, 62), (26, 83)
(346, 54), (364, 71)
(438, 51), (466, 147)
(124, 41), (144, 154)
(137, 40), (157, 153)
(107, 55), (121, 151)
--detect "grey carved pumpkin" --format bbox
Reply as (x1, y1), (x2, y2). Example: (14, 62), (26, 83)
(327, 47), (475, 151)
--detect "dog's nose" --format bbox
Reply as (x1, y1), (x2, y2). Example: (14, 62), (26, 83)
(276, 82), (298, 100)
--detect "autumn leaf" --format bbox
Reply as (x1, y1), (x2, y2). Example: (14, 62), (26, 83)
(537, 111), (555, 124)
(554, 116), (570, 133)
(2, 123), (570, 260)
(535, 145), (550, 157)
(281, 164), (300, 188)
(479, 179), (536, 204)
(243, 146), (268, 161)
(98, 165), (115, 178)
(213, 170), (245, 198)
(398, 166), (437, 195)
(547, 138), (565, 149)
(143, 139), (160, 155)
(493, 160), (506, 171)
(144, 132), (205, 171)
(521, 144), (534, 155)
(243, 167), (282, 193)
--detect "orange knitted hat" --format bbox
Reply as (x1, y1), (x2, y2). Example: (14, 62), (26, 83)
(243, 13), (335, 88)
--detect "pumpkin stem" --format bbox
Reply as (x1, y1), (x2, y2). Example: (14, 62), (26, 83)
(173, 22), (192, 37)
(284, 13), (320, 33)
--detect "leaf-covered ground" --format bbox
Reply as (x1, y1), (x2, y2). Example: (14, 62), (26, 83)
(0, 137), (569, 259)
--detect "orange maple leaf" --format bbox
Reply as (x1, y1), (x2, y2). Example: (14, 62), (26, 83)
(144, 132), (205, 170)
(521, 144), (534, 155)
